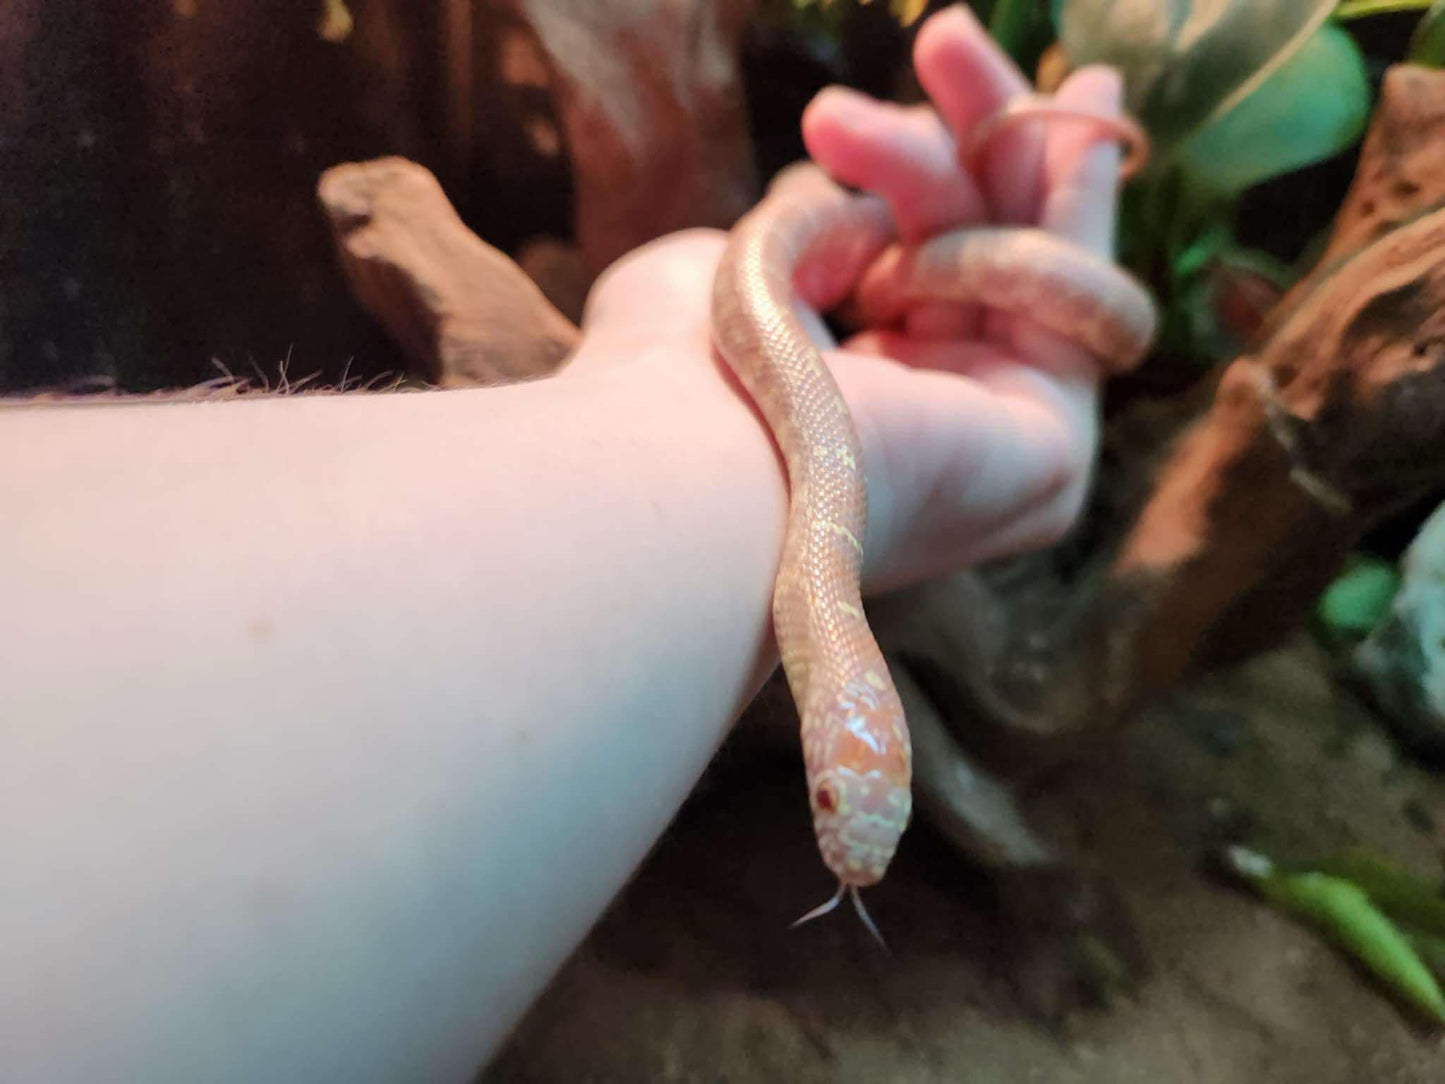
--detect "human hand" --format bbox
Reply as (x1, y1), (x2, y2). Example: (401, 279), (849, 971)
(569, 5), (1135, 594)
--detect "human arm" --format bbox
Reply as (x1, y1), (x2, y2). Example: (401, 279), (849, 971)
(0, 234), (1070, 1081)
(0, 357), (796, 1081)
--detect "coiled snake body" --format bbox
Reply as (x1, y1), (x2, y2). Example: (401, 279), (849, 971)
(711, 104), (1155, 934)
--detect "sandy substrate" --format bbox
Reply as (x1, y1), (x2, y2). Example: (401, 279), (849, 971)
(485, 635), (1445, 1083)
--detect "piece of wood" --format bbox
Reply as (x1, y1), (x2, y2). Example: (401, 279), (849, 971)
(317, 156), (580, 386)
(503, 0), (760, 275)
(1292, 65), (1445, 281)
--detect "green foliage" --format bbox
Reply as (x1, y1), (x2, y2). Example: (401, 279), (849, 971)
(1315, 554), (1402, 644)
(1226, 847), (1445, 1027)
(1406, 930), (1445, 980)
(1337, 0), (1436, 18)
(1407, 0), (1445, 65)
(1312, 849), (1445, 938)
(1174, 24), (1369, 197)
(1058, 0), (1339, 166)
(988, 0), (1055, 68)
(1053, 0), (1374, 363)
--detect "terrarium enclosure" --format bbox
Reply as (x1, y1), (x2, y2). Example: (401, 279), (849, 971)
(7, 2), (1445, 1082)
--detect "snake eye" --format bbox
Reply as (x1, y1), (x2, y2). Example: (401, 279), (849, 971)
(814, 784), (837, 813)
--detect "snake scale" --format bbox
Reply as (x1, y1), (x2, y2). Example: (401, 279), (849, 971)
(710, 98), (1157, 937)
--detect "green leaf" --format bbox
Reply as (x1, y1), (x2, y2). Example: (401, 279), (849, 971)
(1170, 218), (1233, 282)
(1313, 849), (1445, 939)
(1337, 0), (1435, 19)
(1175, 24), (1370, 196)
(1316, 555), (1402, 638)
(1409, 0), (1445, 66)
(1406, 930), (1445, 980)
(1227, 847), (1445, 1027)
(1056, 0), (1338, 164)
(990, 0), (1052, 63)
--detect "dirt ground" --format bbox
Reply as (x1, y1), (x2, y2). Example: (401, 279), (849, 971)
(483, 634), (1445, 1083)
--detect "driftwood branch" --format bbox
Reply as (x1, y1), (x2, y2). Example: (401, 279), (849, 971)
(502, 0), (759, 276)
(317, 0), (762, 384)
(316, 156), (579, 386)
(1290, 64), (1445, 276)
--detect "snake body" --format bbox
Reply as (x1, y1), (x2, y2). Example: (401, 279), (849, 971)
(712, 170), (911, 926)
(711, 112), (1155, 928)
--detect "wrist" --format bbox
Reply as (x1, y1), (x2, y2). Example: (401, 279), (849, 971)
(596, 356), (790, 682)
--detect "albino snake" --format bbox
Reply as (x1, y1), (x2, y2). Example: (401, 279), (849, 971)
(710, 98), (1157, 938)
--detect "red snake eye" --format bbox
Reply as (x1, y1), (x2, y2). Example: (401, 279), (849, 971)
(814, 785), (836, 812)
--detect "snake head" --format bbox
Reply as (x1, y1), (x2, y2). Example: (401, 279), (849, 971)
(808, 763), (912, 887)
(803, 670), (914, 885)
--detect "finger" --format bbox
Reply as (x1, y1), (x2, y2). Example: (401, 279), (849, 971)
(1036, 65), (1126, 255)
(913, 4), (1043, 225)
(978, 66), (1129, 384)
(802, 88), (983, 338)
(574, 228), (727, 367)
(801, 86), (985, 242)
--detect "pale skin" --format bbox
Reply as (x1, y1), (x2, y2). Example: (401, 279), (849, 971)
(0, 8), (1130, 1082)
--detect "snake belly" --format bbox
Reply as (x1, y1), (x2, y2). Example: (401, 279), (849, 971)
(711, 164), (1155, 889)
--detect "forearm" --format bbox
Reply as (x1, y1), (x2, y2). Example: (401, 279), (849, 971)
(0, 364), (785, 1082)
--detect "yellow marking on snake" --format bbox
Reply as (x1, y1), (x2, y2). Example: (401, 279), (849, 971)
(816, 519), (863, 554)
(836, 600), (863, 619)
